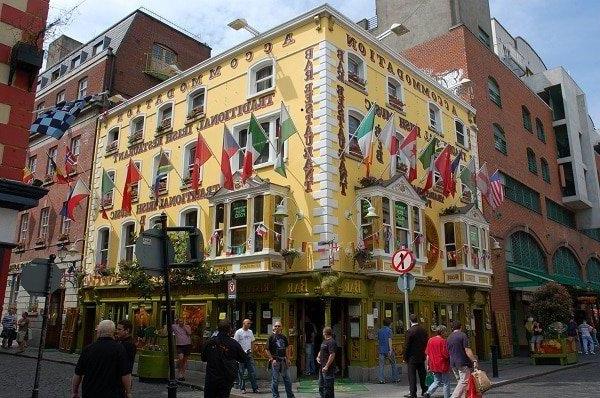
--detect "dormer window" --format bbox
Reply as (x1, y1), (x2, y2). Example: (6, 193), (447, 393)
(92, 41), (104, 56)
(187, 88), (206, 120)
(387, 77), (404, 111)
(71, 55), (80, 70)
(51, 69), (60, 82)
(347, 53), (366, 88)
(248, 59), (274, 96)
(129, 117), (144, 144)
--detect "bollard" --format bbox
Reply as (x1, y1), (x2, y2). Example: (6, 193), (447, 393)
(490, 344), (499, 377)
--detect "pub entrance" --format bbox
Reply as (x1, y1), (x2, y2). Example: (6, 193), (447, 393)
(296, 299), (325, 377)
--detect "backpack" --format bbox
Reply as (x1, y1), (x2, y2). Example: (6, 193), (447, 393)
(207, 337), (239, 384)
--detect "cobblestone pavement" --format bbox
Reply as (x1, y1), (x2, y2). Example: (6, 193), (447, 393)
(0, 354), (203, 398)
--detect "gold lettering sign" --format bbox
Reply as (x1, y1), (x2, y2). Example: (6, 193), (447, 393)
(342, 280), (362, 294)
(240, 262), (261, 270)
(287, 279), (309, 294)
(447, 274), (460, 281)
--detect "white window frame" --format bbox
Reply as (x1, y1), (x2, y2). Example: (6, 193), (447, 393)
(56, 90), (65, 104)
(443, 222), (457, 268)
(187, 87), (206, 117)
(228, 199), (249, 255)
(233, 110), (279, 170)
(71, 55), (80, 70)
(121, 221), (136, 261)
(182, 140), (202, 181)
(131, 161), (141, 202)
(78, 78), (88, 99)
(27, 155), (37, 174)
(152, 153), (169, 196)
(92, 41), (104, 56)
(19, 213), (29, 242)
(97, 227), (110, 266)
(157, 102), (174, 130)
(345, 51), (366, 86)
(212, 203), (225, 257)
(39, 207), (50, 239)
(359, 198), (375, 251)
(179, 206), (199, 228)
(107, 127), (119, 153)
(247, 58), (275, 98)
(272, 195), (286, 253)
(47, 146), (58, 175)
(130, 116), (145, 142)
(428, 102), (442, 134)
(70, 136), (81, 157)
(454, 119), (467, 148)
(102, 170), (116, 208)
(387, 76), (403, 108)
(347, 108), (365, 158)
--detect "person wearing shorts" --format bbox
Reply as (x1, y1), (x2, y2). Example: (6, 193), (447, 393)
(531, 320), (543, 352)
(172, 318), (192, 381)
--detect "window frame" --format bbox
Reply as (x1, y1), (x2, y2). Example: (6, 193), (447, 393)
(454, 119), (467, 148)
(228, 199), (248, 255)
(182, 139), (201, 181)
(46, 146), (58, 175)
(129, 116), (145, 143)
(179, 206), (199, 228)
(102, 170), (116, 208)
(541, 158), (551, 183)
(347, 108), (365, 159)
(18, 213), (29, 243)
(248, 58), (275, 98)
(493, 123), (507, 155)
(121, 221), (136, 262)
(78, 77), (88, 99)
(522, 106), (532, 132)
(535, 118), (546, 142)
(56, 90), (66, 104)
(346, 51), (366, 88)
(131, 161), (141, 203)
(428, 102), (443, 134)
(39, 207), (50, 239)
(233, 111), (280, 170)
(187, 87), (206, 119)
(386, 76), (404, 111)
(92, 41), (104, 56)
(157, 102), (174, 131)
(27, 155), (37, 174)
(527, 148), (538, 174)
(152, 43), (177, 66)
(488, 77), (501, 107)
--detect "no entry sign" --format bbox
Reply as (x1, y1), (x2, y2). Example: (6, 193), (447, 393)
(391, 249), (415, 274)
(228, 279), (237, 300)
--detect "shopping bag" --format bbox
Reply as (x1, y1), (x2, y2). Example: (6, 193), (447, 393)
(425, 372), (434, 387)
(472, 368), (492, 393)
(467, 374), (483, 398)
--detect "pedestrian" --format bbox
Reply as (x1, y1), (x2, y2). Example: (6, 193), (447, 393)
(233, 318), (259, 393)
(404, 314), (428, 398)
(71, 320), (132, 398)
(524, 317), (534, 353)
(567, 317), (580, 354)
(202, 319), (248, 398)
(424, 325), (451, 398)
(377, 317), (401, 384)
(267, 320), (295, 398)
(304, 316), (317, 376)
(447, 321), (478, 398)
(579, 320), (595, 355)
(316, 326), (337, 398)
(170, 318), (192, 381)
(531, 320), (543, 353)
(1, 307), (17, 349)
(591, 323), (599, 348)
(116, 319), (137, 374)
(16, 311), (30, 354)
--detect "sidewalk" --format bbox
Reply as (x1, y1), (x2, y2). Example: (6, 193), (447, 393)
(1, 346), (596, 397)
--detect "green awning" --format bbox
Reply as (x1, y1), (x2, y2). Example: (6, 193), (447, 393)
(508, 265), (600, 293)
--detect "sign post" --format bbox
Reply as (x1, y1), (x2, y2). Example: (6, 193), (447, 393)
(392, 249), (416, 329)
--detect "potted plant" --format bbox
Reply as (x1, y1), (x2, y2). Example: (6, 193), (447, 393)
(137, 326), (170, 382)
(186, 106), (204, 121)
(388, 95), (405, 111)
(280, 248), (301, 267)
(359, 176), (382, 188)
(353, 247), (373, 269)
(105, 140), (119, 154)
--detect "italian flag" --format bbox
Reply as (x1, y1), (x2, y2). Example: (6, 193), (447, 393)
(418, 137), (439, 193)
(353, 104), (377, 161)
(274, 103), (297, 177)
(100, 169), (115, 219)
(398, 126), (418, 182)
(242, 113), (268, 183)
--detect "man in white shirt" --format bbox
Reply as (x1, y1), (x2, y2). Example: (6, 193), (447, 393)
(234, 319), (260, 393)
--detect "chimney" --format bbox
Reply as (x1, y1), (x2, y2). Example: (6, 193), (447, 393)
(46, 35), (82, 69)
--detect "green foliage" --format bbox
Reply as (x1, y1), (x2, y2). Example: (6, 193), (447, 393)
(530, 282), (572, 337)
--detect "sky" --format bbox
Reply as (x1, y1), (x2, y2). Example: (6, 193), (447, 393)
(45, 0), (599, 125)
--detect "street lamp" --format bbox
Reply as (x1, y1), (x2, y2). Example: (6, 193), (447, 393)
(228, 18), (260, 37)
(376, 22), (410, 40)
(490, 236), (501, 250)
(344, 197), (379, 226)
(273, 197), (304, 236)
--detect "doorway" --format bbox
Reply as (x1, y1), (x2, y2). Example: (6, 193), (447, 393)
(332, 299), (350, 378)
(296, 299), (325, 377)
(82, 306), (97, 348)
(45, 288), (65, 348)
(473, 308), (486, 361)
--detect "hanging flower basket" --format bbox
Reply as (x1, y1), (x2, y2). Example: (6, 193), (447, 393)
(353, 248), (373, 268)
(281, 248), (301, 267)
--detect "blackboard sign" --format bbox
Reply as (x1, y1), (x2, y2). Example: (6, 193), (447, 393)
(231, 201), (247, 226)
(395, 201), (408, 227)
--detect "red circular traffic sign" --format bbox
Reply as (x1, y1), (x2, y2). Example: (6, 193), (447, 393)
(392, 249), (415, 274)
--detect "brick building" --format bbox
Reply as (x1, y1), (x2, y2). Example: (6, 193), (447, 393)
(0, 0), (49, 317)
(3, 8), (211, 350)
(367, 0), (600, 356)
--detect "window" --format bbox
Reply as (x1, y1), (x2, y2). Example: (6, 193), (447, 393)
(587, 258), (600, 285)
(158, 103), (173, 130)
(47, 146), (58, 175)
(505, 231), (547, 273)
(56, 90), (65, 104)
(51, 69), (60, 82)
(248, 59), (274, 96)
(554, 124), (570, 158)
(493, 124), (507, 154)
(502, 173), (541, 212)
(71, 55), (80, 70)
(236, 115), (278, 168)
(273, 195), (284, 253)
(253, 195), (264, 252)
(553, 247), (581, 281)
(394, 200), (409, 250)
(61, 215), (71, 236)
(347, 53), (365, 87)
(382, 197), (392, 254)
(455, 120), (467, 147)
(18, 213), (29, 242)
(183, 141), (197, 180)
(36, 102), (44, 116)
(488, 77), (501, 107)
(180, 208), (198, 228)
(131, 161), (141, 202)
(411, 205), (423, 258)
(522, 106), (532, 131)
(152, 43), (177, 66)
(387, 77), (403, 110)
(188, 88), (206, 118)
(527, 148), (537, 174)
(152, 154), (168, 196)
(229, 200), (247, 255)
(92, 41), (104, 56)
(102, 170), (115, 207)
(78, 78), (88, 99)
(377, 198), (424, 257)
(546, 199), (576, 228)
(428, 103), (442, 133)
(478, 26), (491, 48)
(444, 222), (456, 267)
(130, 117), (144, 143)
(70, 136), (81, 157)
(536, 118), (545, 142)
(213, 203), (225, 256)
(469, 225), (481, 269)
(27, 155), (37, 174)
(541, 158), (550, 183)
(39, 207), (50, 239)
(360, 199), (375, 251)
(348, 111), (363, 158)
(122, 222), (136, 261)
(107, 128), (119, 152)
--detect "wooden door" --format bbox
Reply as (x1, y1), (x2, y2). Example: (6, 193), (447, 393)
(473, 309), (486, 360)
(59, 308), (79, 352)
(45, 288), (65, 348)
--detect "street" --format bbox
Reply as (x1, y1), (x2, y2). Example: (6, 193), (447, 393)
(0, 354), (202, 398)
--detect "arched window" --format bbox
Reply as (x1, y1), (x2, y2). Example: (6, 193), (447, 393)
(106, 127), (119, 154)
(587, 258), (600, 285)
(535, 118), (545, 142)
(493, 123), (507, 154)
(347, 52), (366, 87)
(553, 247), (582, 281)
(248, 59), (274, 96)
(540, 158), (550, 183)
(522, 106), (532, 131)
(97, 227), (110, 266)
(527, 148), (537, 174)
(121, 221), (136, 261)
(129, 116), (144, 144)
(488, 77), (501, 106)
(157, 103), (173, 131)
(505, 231), (546, 273)
(348, 110), (364, 158)
(187, 87), (206, 120)
(180, 207), (199, 228)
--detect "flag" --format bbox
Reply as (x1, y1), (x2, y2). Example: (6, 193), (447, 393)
(418, 137), (438, 193)
(351, 104), (377, 160)
(449, 151), (462, 197)
(434, 145), (453, 197)
(379, 115), (399, 155)
(122, 159), (142, 213)
(23, 166), (34, 184)
(30, 96), (92, 139)
(48, 155), (70, 184)
(460, 157), (477, 194)
(486, 170), (505, 209)
(279, 102), (297, 142)
(154, 150), (173, 198)
(191, 134), (211, 191)
(64, 179), (90, 220)
(221, 125), (240, 190)
(398, 126), (418, 182)
(242, 113), (268, 183)
(274, 140), (286, 177)
(65, 146), (77, 175)
(100, 169), (115, 219)
(476, 162), (491, 197)
(256, 224), (268, 237)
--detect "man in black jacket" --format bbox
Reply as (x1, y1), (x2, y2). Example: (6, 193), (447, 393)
(202, 319), (248, 398)
(404, 314), (428, 398)
(116, 319), (137, 375)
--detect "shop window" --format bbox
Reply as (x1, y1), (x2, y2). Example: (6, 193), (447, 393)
(249, 59), (274, 96)
(106, 303), (128, 323)
(213, 203), (225, 256)
(229, 199), (248, 255)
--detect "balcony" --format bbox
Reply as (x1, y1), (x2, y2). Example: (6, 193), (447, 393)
(143, 54), (179, 81)
(208, 251), (287, 276)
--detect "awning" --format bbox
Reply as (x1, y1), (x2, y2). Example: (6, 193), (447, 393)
(508, 265), (600, 293)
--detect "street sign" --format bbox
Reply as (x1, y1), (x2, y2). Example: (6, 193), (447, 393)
(135, 228), (175, 276)
(227, 279), (237, 300)
(391, 249), (415, 274)
(397, 273), (416, 293)
(21, 258), (63, 295)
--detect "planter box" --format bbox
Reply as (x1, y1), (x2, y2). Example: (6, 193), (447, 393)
(531, 337), (578, 366)
(138, 350), (169, 382)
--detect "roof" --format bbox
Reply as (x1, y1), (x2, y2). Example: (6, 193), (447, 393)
(106, 3), (477, 117)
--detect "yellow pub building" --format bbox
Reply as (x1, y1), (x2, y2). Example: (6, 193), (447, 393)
(80, 4), (493, 381)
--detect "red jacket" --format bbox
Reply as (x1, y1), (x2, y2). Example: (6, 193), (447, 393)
(425, 335), (450, 373)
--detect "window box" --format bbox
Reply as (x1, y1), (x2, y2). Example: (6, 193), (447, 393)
(347, 72), (366, 89)
(180, 176), (192, 189)
(155, 119), (172, 137)
(388, 96), (405, 112)
(34, 239), (46, 248)
(128, 131), (143, 146)
(58, 233), (70, 242)
(105, 140), (119, 155)
(428, 125), (441, 135)
(186, 106), (205, 123)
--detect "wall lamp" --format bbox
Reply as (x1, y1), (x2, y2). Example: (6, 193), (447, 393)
(228, 18), (260, 37)
(273, 197), (304, 234)
(344, 198), (379, 230)
(376, 23), (410, 40)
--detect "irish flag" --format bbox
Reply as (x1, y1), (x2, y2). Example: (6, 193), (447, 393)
(274, 103), (297, 177)
(242, 113), (268, 183)
(398, 126), (418, 182)
(352, 104), (376, 160)
(419, 137), (439, 193)
(221, 125), (240, 190)
(379, 115), (399, 155)
(65, 179), (90, 220)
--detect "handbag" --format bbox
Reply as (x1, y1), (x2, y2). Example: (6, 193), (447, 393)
(467, 374), (483, 398)
(472, 368), (492, 393)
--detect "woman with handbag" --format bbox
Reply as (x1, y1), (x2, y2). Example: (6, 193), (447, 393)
(1, 308), (17, 349)
(16, 312), (30, 353)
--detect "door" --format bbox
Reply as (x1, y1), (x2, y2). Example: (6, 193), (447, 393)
(332, 299), (349, 377)
(296, 299), (324, 377)
(59, 308), (79, 352)
(473, 309), (486, 360)
(83, 306), (96, 348)
(45, 288), (65, 348)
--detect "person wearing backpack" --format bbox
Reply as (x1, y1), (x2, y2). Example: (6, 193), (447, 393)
(202, 319), (248, 398)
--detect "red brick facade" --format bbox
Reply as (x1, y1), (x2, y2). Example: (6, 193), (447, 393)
(403, 25), (600, 354)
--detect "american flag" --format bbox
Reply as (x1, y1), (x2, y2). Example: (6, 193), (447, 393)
(486, 170), (505, 209)
(65, 146), (77, 175)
